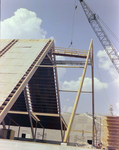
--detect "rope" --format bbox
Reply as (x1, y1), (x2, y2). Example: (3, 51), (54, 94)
(99, 17), (119, 43)
(69, 0), (77, 48)
(95, 58), (111, 108)
(85, 1), (119, 44)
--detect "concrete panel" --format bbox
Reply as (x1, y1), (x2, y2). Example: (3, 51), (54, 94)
(0, 39), (50, 106)
(0, 139), (98, 150)
(0, 39), (13, 51)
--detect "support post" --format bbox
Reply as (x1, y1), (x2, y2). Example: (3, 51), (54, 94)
(18, 126), (20, 138)
(24, 86), (35, 139)
(2, 120), (6, 129)
(63, 40), (93, 143)
(35, 122), (37, 139)
(42, 128), (45, 140)
(52, 54), (63, 142)
(90, 40), (95, 146)
(29, 111), (35, 139)
(8, 118), (11, 129)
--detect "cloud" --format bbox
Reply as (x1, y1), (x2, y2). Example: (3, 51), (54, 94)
(49, 36), (56, 43)
(60, 77), (108, 91)
(1, 8), (47, 39)
(97, 49), (118, 78)
(97, 49), (119, 87)
(113, 103), (119, 116)
(63, 105), (73, 113)
(116, 103), (119, 109)
(97, 49), (116, 78)
(113, 77), (119, 88)
(63, 105), (67, 112)
(118, 52), (119, 56)
(67, 106), (73, 113)
(97, 50), (112, 70)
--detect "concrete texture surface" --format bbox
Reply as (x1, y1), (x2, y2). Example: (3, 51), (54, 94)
(0, 139), (98, 150)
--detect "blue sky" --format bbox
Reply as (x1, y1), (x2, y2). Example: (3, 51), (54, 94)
(1, 0), (119, 115)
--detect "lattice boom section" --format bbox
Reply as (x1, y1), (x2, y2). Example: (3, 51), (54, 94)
(102, 116), (119, 149)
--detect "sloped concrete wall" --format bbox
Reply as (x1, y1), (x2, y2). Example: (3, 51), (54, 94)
(0, 139), (98, 150)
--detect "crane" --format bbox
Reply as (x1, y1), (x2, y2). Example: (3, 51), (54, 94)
(79, 0), (119, 74)
(78, 0), (118, 146)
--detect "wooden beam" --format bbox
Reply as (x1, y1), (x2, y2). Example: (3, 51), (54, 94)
(2, 120), (6, 129)
(8, 111), (59, 117)
(31, 112), (40, 122)
(36, 65), (84, 68)
(63, 40), (93, 143)
(34, 112), (59, 117)
(8, 111), (28, 115)
(59, 90), (92, 93)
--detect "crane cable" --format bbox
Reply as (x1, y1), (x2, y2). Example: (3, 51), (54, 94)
(99, 17), (119, 43)
(99, 18), (119, 54)
(85, 1), (119, 45)
(69, 0), (78, 48)
(95, 58), (111, 110)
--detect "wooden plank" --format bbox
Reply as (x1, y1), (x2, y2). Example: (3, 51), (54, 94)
(103, 142), (119, 147)
(102, 116), (119, 148)
(102, 138), (119, 143)
(102, 144), (119, 149)
(103, 134), (119, 139)
(103, 122), (119, 127)
(103, 132), (119, 136)
(103, 126), (119, 131)
(102, 116), (119, 122)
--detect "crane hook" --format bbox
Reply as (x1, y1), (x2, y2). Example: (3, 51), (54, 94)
(68, 41), (73, 48)
(75, 5), (77, 9)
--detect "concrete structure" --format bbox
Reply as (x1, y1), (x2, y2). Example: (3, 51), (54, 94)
(0, 139), (98, 150)
(0, 39), (98, 148)
(0, 39), (66, 140)
(0, 112), (103, 147)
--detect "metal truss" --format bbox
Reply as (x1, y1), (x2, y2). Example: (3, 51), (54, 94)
(80, 0), (119, 74)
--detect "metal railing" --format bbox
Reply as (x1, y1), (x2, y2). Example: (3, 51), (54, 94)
(54, 47), (88, 56)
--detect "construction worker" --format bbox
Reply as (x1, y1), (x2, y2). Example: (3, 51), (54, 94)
(82, 130), (84, 136)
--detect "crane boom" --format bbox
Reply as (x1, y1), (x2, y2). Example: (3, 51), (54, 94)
(79, 0), (119, 73)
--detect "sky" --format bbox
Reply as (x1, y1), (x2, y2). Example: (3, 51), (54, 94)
(0, 0), (119, 116)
